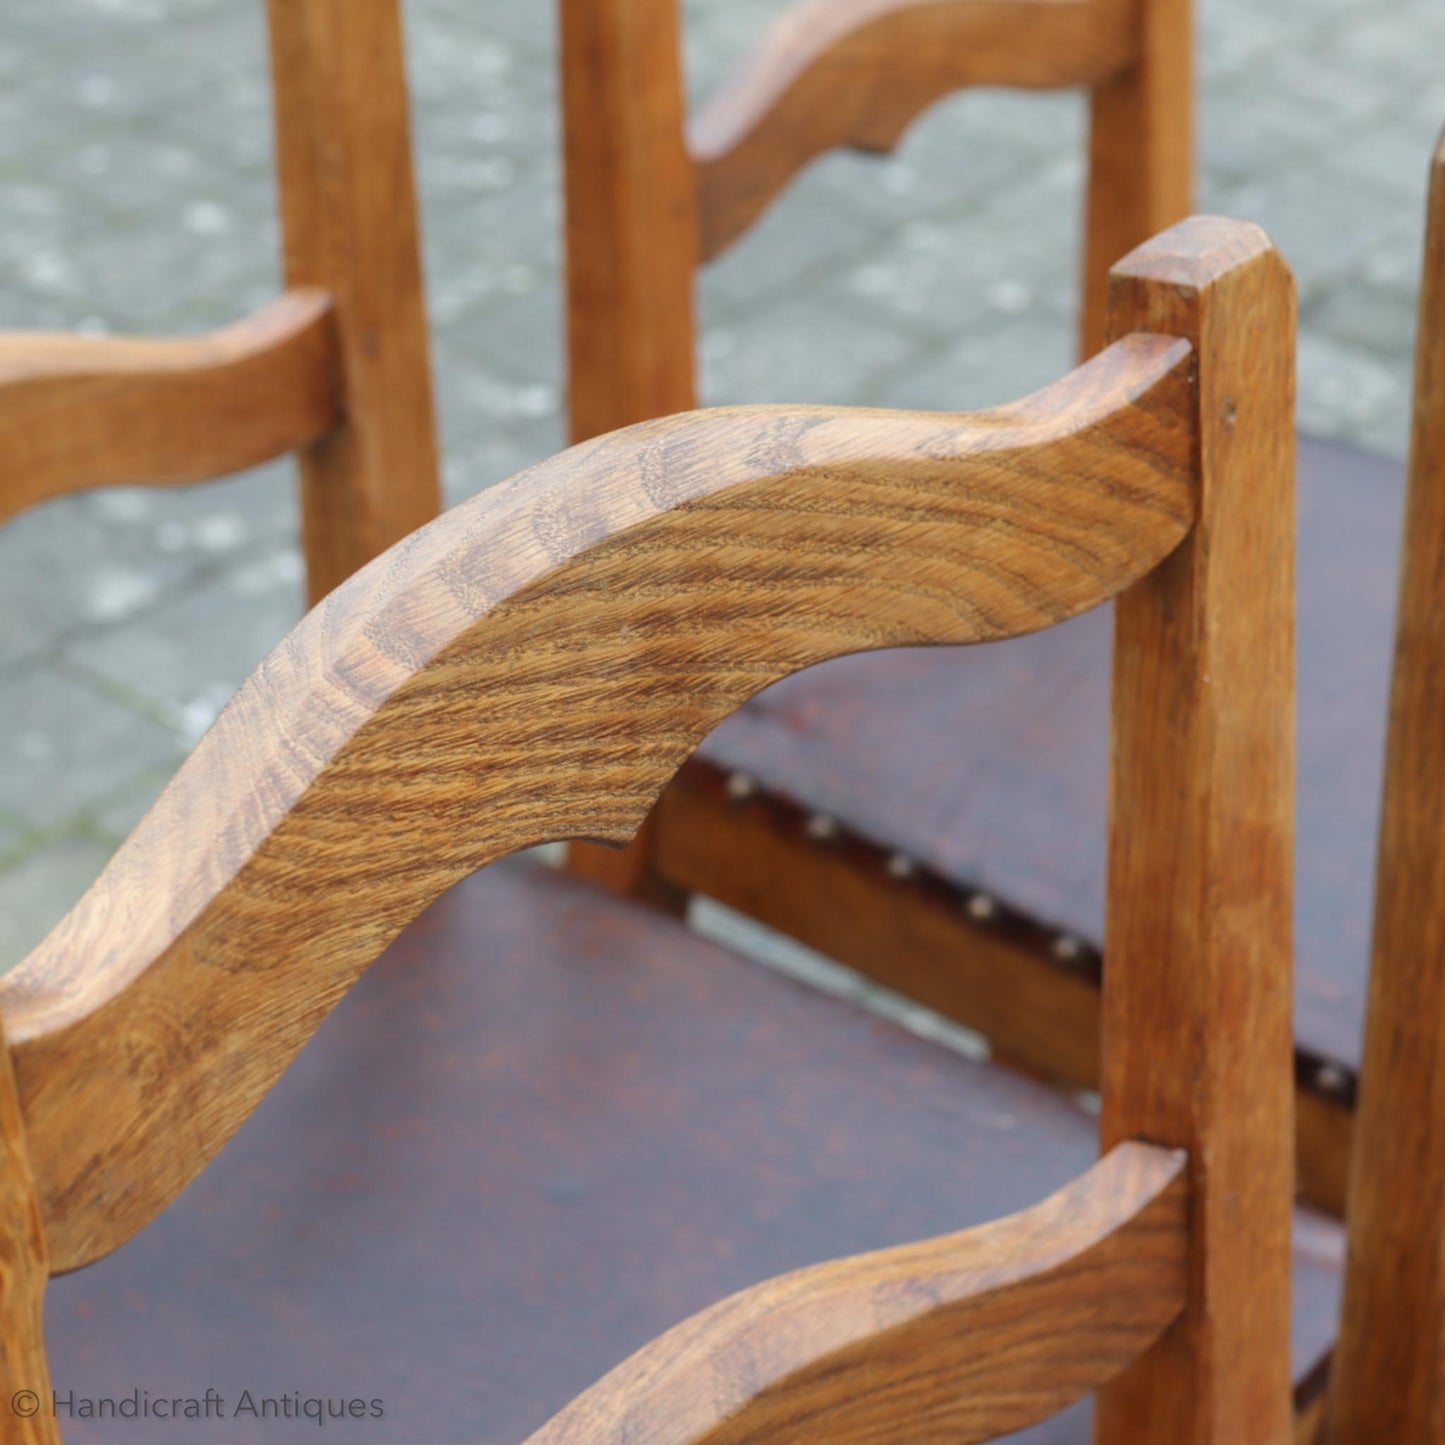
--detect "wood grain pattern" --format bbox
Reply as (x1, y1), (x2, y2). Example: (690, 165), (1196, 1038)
(526, 1142), (1188, 1445)
(0, 1013), (56, 1445)
(1081, 0), (1194, 357)
(1096, 216), (1296, 1444)
(0, 291), (336, 525)
(268, 0), (442, 604)
(3, 336), (1194, 1274)
(1327, 130), (1445, 1445)
(691, 0), (1136, 262)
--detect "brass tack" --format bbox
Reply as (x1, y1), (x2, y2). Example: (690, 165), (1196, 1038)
(725, 771), (756, 801)
(885, 853), (915, 880)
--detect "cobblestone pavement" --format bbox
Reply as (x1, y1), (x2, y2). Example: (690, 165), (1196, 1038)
(1, 0), (1442, 972)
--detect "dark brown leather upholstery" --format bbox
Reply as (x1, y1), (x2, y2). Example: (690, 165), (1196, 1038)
(44, 859), (1339, 1442)
(698, 436), (1402, 1076)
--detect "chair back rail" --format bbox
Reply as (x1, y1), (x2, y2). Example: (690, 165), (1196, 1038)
(0, 291), (336, 524)
(6, 327), (1193, 1276)
(560, 0), (1192, 896)
(690, 0), (1137, 263)
(526, 1142), (1188, 1445)
(1327, 129), (1445, 1445)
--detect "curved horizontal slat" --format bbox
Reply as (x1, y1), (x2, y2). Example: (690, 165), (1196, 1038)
(692, 0), (1135, 261)
(3, 331), (1194, 1271)
(0, 289), (338, 523)
(527, 1141), (1189, 1445)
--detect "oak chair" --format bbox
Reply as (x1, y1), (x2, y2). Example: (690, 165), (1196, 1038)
(0, 0), (440, 604)
(555, 0), (1373, 1227)
(3, 220), (1318, 1444)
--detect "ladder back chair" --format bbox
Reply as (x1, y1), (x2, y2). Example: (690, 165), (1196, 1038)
(0, 0), (439, 605)
(557, 0), (1402, 1229)
(1, 220), (1309, 1444)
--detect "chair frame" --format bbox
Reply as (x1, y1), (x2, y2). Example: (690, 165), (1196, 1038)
(0, 218), (1293, 1445)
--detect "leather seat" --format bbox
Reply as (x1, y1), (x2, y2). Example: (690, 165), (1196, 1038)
(696, 436), (1401, 1080)
(45, 857), (1341, 1443)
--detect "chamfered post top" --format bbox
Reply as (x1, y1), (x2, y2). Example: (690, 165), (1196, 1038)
(1109, 214), (1279, 294)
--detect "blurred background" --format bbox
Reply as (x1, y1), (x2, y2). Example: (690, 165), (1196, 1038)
(0, 0), (1441, 970)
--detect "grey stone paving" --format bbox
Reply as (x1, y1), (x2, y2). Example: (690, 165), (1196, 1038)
(1, 0), (1443, 971)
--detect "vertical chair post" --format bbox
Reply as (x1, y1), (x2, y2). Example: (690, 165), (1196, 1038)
(1080, 0), (1194, 360)
(266, 0), (442, 606)
(1096, 218), (1295, 1444)
(560, 0), (698, 907)
(1327, 135), (1445, 1445)
(0, 1021), (57, 1445)
(558, 0), (698, 444)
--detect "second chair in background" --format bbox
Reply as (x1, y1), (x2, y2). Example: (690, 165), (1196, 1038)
(555, 0), (1409, 1231)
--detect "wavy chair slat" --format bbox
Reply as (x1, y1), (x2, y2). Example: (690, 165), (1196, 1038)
(527, 1142), (1189, 1445)
(691, 0), (1136, 262)
(4, 332), (1193, 1275)
(0, 292), (337, 525)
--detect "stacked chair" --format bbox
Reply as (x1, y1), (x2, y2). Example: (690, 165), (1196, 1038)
(557, 0), (1386, 1231)
(1, 0), (1444, 1441)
